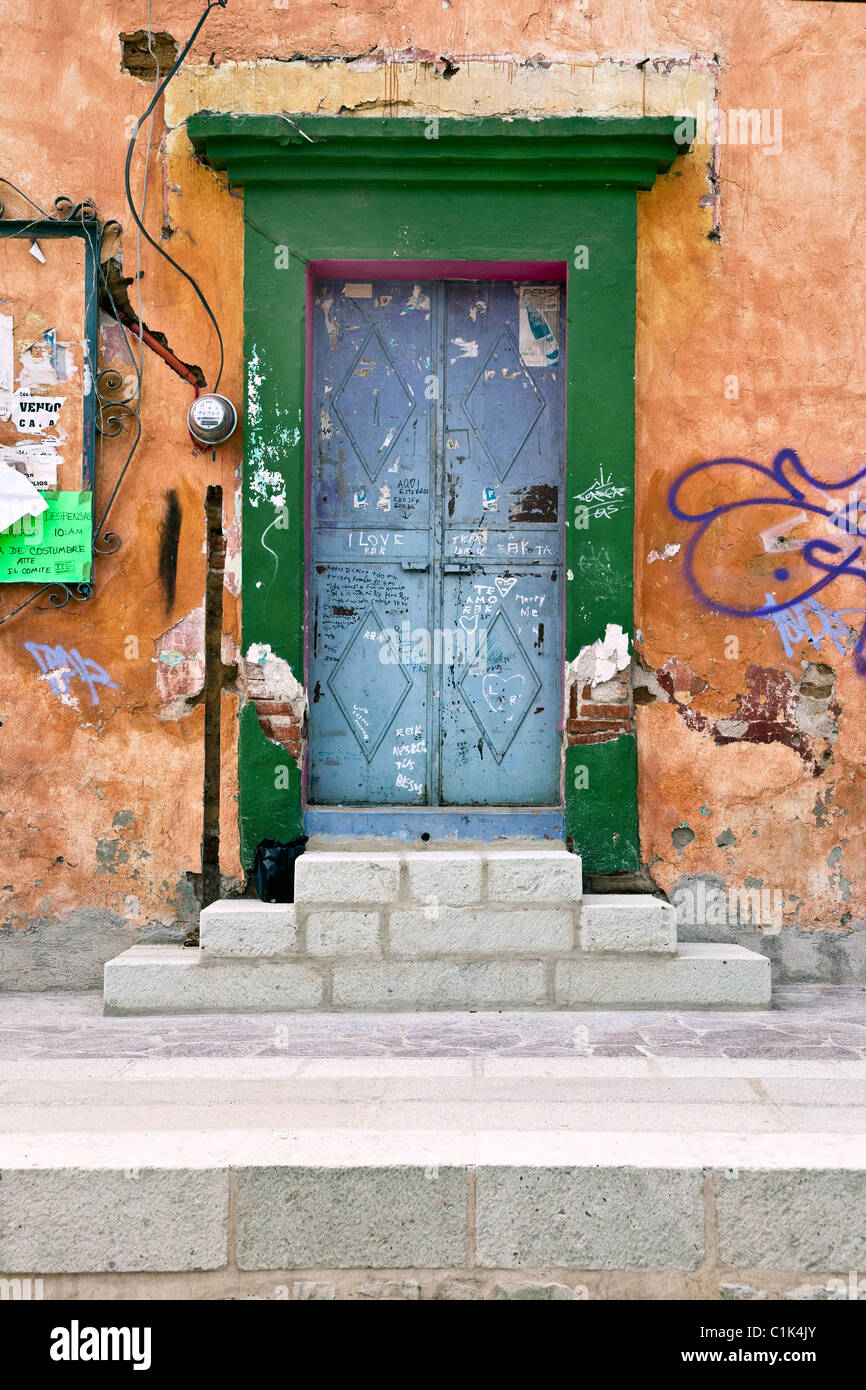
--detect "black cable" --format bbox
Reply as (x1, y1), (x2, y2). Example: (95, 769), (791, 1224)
(124, 0), (228, 391)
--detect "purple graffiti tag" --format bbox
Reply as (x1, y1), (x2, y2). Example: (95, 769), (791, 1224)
(668, 448), (866, 673)
(24, 643), (118, 706)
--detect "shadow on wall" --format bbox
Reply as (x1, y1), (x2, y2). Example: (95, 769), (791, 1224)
(0, 908), (189, 992)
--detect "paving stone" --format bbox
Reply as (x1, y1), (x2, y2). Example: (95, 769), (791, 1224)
(579, 895), (676, 954)
(331, 961), (548, 1010)
(389, 907), (573, 956)
(489, 1281), (580, 1299)
(355, 1278), (421, 1299)
(487, 850), (583, 902)
(475, 1166), (704, 1270)
(0, 1167), (228, 1272)
(236, 1166), (466, 1269)
(304, 911), (382, 957)
(4, 986), (863, 1060)
(294, 853), (401, 905)
(405, 852), (483, 906)
(291, 1280), (337, 1300)
(199, 901), (297, 958)
(714, 1169), (866, 1270)
(784, 1279), (850, 1300)
(435, 1278), (484, 1300)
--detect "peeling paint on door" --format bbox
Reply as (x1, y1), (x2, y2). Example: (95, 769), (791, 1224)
(308, 278), (563, 807)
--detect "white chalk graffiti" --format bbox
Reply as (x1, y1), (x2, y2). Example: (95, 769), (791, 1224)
(351, 703), (371, 743)
(458, 576), (517, 634)
(482, 672), (525, 720)
(573, 467), (628, 521)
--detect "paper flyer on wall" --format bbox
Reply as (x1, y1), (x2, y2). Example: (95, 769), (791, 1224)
(0, 489), (92, 583)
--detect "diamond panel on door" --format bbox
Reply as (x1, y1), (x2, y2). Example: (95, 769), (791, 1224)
(332, 327), (416, 481)
(462, 328), (546, 481)
(327, 606), (413, 761)
(441, 565), (561, 804)
(457, 609), (542, 762)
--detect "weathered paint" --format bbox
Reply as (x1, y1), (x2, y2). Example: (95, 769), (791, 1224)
(2, 6), (866, 982)
(308, 277), (564, 811)
(189, 113), (672, 864)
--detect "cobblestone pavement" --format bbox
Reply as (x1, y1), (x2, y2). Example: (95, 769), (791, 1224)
(1, 986), (865, 1058)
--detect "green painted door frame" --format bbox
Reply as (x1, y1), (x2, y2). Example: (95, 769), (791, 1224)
(187, 114), (691, 872)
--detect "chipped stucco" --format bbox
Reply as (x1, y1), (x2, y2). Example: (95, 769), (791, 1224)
(2, 2), (866, 981)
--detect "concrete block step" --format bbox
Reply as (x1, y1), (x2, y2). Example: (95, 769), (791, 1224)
(292, 846), (583, 909)
(555, 942), (771, 1008)
(103, 941), (771, 1014)
(1, 1058), (861, 1287)
(579, 894), (677, 954)
(199, 900), (297, 958)
(104, 946), (323, 1014)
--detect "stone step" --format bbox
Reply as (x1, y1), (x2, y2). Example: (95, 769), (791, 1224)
(103, 941), (771, 1014)
(579, 894), (676, 954)
(198, 892), (673, 964)
(199, 900), (297, 958)
(2, 1052), (859, 1294)
(292, 847), (583, 909)
(2, 1053), (862, 1293)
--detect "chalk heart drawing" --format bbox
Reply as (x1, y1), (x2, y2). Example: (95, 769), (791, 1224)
(459, 575), (518, 634)
(482, 672), (525, 720)
(668, 448), (866, 674)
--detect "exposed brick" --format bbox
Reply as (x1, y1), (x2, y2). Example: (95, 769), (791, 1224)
(568, 730), (623, 745)
(567, 718), (628, 735)
(258, 718), (302, 751)
(253, 700), (297, 717)
(208, 537), (227, 574)
(579, 702), (630, 718)
(261, 723), (303, 759)
(568, 685), (578, 720)
(262, 716), (301, 735)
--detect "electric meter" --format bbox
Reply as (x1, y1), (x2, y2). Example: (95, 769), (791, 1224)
(187, 393), (237, 446)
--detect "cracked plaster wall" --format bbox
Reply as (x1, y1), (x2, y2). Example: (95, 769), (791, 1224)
(1, 2), (865, 984)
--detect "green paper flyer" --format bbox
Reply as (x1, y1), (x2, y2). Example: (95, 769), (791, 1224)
(0, 490), (92, 583)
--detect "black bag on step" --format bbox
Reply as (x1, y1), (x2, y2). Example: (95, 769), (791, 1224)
(252, 836), (308, 903)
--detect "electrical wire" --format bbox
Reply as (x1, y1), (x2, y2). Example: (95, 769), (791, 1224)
(132, 3), (161, 387)
(0, 4), (228, 625)
(124, 0), (228, 391)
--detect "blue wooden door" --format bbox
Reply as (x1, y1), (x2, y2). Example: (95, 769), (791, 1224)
(309, 278), (563, 807)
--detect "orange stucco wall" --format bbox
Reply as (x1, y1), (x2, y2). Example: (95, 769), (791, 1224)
(1, 1), (865, 984)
